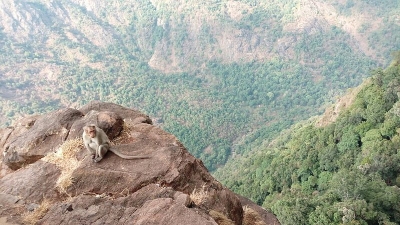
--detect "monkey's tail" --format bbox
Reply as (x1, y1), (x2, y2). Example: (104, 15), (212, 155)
(109, 148), (150, 160)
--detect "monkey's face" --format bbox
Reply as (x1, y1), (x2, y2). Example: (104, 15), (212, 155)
(86, 126), (97, 138)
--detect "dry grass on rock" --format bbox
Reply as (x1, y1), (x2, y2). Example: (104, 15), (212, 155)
(23, 199), (51, 225)
(111, 122), (133, 145)
(42, 138), (83, 194)
(189, 184), (209, 206)
(209, 210), (234, 225)
(243, 205), (267, 225)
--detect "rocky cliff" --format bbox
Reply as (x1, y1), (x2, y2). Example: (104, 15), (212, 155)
(0, 101), (279, 225)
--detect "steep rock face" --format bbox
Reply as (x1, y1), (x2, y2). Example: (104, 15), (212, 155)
(0, 101), (278, 225)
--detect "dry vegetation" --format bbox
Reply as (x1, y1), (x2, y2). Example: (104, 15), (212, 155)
(242, 206), (267, 225)
(111, 122), (133, 145)
(189, 184), (209, 206)
(42, 138), (83, 194)
(209, 210), (234, 225)
(22, 199), (52, 225)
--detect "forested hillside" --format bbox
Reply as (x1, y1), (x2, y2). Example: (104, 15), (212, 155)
(0, 0), (399, 170)
(215, 57), (400, 224)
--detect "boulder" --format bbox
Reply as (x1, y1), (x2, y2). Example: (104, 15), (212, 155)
(2, 108), (83, 170)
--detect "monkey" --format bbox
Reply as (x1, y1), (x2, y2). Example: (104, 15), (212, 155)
(82, 124), (149, 162)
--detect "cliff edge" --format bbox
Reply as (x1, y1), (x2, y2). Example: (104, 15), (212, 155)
(0, 101), (279, 225)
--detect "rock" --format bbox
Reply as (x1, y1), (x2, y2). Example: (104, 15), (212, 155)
(131, 198), (217, 225)
(97, 111), (124, 139)
(0, 101), (278, 225)
(79, 101), (152, 125)
(69, 110), (124, 140)
(26, 203), (39, 212)
(0, 217), (18, 225)
(2, 108), (83, 170)
(237, 195), (280, 225)
(0, 193), (23, 205)
(1, 101), (152, 170)
(39, 185), (217, 225)
(0, 161), (61, 203)
(174, 192), (192, 207)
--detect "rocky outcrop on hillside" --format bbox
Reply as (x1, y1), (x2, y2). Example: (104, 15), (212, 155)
(0, 101), (279, 225)
(315, 82), (366, 127)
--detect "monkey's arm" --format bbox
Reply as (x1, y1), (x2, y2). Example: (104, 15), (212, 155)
(109, 148), (150, 160)
(86, 143), (97, 159)
(82, 134), (96, 157)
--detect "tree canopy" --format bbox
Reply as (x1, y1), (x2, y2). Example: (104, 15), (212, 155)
(215, 59), (400, 224)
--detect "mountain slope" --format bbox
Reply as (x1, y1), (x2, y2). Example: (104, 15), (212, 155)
(215, 59), (400, 224)
(0, 0), (399, 170)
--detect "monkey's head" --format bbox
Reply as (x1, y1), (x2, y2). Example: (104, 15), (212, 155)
(85, 125), (97, 138)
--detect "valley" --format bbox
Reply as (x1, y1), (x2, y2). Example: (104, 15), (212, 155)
(0, 0), (398, 171)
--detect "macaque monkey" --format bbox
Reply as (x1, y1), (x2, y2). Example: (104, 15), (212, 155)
(82, 124), (149, 162)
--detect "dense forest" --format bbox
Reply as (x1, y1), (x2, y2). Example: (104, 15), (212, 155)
(215, 57), (400, 224)
(0, 0), (399, 171)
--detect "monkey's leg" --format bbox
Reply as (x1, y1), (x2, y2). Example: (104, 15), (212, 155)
(94, 144), (109, 163)
(88, 143), (98, 160)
